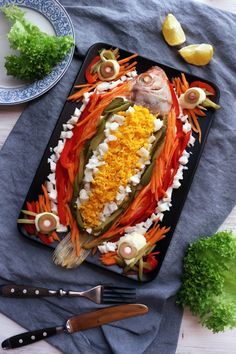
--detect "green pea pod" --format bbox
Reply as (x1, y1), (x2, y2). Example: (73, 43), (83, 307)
(140, 126), (166, 186)
(103, 97), (125, 112)
(77, 149), (86, 187)
(138, 257), (144, 281)
(104, 101), (131, 114)
(86, 118), (106, 158)
(76, 209), (84, 229)
(202, 98), (220, 110)
(115, 256), (126, 267)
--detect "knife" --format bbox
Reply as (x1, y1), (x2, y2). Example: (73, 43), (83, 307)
(1, 304), (148, 349)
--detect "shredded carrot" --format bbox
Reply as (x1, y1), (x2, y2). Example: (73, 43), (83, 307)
(41, 184), (51, 212)
(65, 204), (74, 228)
(166, 138), (179, 168)
(88, 93), (100, 112)
(38, 195), (45, 213)
(101, 226), (127, 240)
(145, 224), (170, 246)
(185, 109), (198, 134)
(172, 74), (206, 143)
(100, 80), (130, 100)
(74, 82), (130, 130)
(74, 83), (94, 88)
(193, 107), (206, 117)
(163, 109), (176, 160)
(84, 226), (127, 249)
(67, 83), (98, 102)
(68, 51), (137, 103)
(145, 222), (160, 241)
(181, 73), (189, 90)
(35, 201), (40, 214)
(118, 53), (138, 65)
(120, 60), (137, 72)
(130, 184), (150, 211)
(115, 66), (137, 80)
(100, 251), (117, 266)
(92, 247), (97, 256)
(188, 110), (202, 143)
(51, 231), (60, 241)
(173, 77), (182, 96)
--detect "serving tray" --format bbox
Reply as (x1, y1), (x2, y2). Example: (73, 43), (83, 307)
(17, 42), (220, 282)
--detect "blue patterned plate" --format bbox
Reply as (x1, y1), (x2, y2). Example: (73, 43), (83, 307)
(0, 0), (75, 105)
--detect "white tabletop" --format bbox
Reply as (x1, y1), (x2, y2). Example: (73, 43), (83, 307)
(0, 1), (236, 353)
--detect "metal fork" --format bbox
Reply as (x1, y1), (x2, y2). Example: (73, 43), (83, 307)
(0, 284), (137, 304)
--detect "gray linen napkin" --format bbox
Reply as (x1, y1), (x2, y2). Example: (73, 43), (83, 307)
(0, 1), (236, 353)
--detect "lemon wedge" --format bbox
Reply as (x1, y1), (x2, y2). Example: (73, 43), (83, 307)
(179, 44), (214, 66)
(162, 13), (186, 46)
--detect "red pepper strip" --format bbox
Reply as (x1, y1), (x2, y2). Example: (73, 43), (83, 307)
(38, 232), (54, 245)
(60, 101), (92, 169)
(167, 131), (191, 190)
(180, 131), (191, 152)
(143, 253), (159, 272)
(134, 199), (157, 225)
(60, 99), (96, 184)
(169, 82), (180, 117)
(88, 93), (100, 113)
(189, 81), (216, 96)
(57, 98), (100, 225)
(60, 138), (74, 169)
(23, 201), (36, 234)
(176, 118), (183, 134)
(85, 55), (100, 84)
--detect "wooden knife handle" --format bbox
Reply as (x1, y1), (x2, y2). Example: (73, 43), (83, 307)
(0, 284), (53, 297)
(67, 304), (149, 332)
(1, 326), (64, 349)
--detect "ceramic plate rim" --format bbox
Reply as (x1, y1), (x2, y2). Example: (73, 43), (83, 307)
(0, 0), (75, 105)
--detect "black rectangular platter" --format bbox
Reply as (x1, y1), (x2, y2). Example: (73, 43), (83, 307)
(17, 42), (220, 282)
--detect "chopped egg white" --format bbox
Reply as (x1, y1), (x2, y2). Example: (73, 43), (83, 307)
(96, 82), (111, 92)
(179, 150), (190, 165)
(79, 189), (89, 201)
(129, 174), (140, 186)
(153, 118), (163, 132)
(106, 134), (117, 142)
(47, 173), (56, 185)
(157, 201), (170, 212)
(106, 121), (120, 131)
(110, 114), (125, 125)
(183, 122), (192, 133)
(98, 242), (117, 254)
(188, 135), (196, 147)
(74, 107), (81, 117)
(138, 147), (150, 159)
(48, 189), (57, 203)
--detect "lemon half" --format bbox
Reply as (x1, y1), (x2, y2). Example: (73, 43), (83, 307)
(179, 44), (214, 66)
(162, 13), (186, 46)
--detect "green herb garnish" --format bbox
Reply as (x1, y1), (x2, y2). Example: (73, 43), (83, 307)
(1, 5), (74, 81)
(177, 230), (236, 333)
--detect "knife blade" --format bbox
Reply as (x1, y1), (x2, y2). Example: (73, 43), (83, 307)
(2, 304), (148, 349)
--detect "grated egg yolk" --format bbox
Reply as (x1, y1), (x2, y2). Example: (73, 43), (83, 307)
(79, 105), (156, 228)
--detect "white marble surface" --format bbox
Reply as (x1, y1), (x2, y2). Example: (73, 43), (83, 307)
(0, 0), (236, 353)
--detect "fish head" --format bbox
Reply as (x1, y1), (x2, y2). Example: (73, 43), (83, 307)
(129, 66), (173, 116)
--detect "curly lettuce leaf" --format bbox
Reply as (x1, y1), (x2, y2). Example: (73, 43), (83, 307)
(1, 5), (74, 81)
